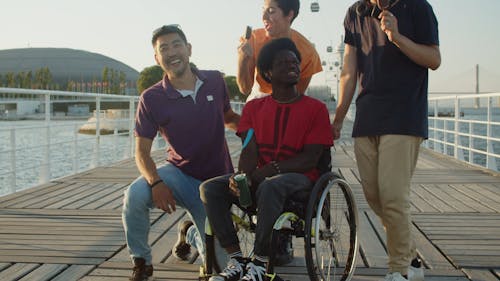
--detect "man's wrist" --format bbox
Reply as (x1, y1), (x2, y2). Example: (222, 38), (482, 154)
(149, 179), (163, 189)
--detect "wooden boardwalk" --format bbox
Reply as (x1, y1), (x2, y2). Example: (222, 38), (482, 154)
(0, 134), (499, 281)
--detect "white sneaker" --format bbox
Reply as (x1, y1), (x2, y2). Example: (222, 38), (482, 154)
(209, 257), (246, 281)
(408, 265), (424, 281)
(383, 272), (408, 281)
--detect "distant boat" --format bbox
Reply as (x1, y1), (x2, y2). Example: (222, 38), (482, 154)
(78, 109), (130, 135)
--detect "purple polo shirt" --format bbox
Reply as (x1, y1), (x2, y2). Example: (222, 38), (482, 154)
(135, 69), (234, 181)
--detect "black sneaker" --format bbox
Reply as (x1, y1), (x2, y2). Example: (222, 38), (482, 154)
(209, 257), (246, 281)
(130, 258), (153, 281)
(241, 259), (267, 281)
(274, 231), (293, 265)
(172, 220), (194, 260)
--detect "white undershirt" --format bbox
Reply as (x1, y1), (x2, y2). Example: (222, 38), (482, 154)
(177, 77), (203, 103)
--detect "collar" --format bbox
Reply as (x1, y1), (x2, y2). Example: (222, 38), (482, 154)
(161, 67), (207, 99)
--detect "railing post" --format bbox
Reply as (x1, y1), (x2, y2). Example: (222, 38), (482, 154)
(73, 124), (79, 174)
(486, 96), (497, 170)
(114, 128), (119, 161)
(469, 122), (473, 165)
(40, 94), (51, 184)
(433, 101), (438, 152)
(129, 98), (135, 158)
(9, 128), (16, 193)
(92, 97), (101, 168)
(454, 97), (461, 160)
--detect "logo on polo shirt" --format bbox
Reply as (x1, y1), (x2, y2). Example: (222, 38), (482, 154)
(207, 95), (214, 101)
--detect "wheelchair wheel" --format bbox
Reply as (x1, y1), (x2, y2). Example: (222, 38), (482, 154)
(304, 172), (359, 281)
(231, 205), (256, 257)
(201, 207), (255, 279)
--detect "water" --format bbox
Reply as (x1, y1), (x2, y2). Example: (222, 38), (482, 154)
(0, 120), (136, 196)
(427, 107), (500, 170)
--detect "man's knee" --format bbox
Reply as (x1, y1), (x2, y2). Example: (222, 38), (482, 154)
(123, 180), (151, 211)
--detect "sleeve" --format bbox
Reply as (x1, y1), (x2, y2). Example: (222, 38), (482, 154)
(220, 73), (231, 113)
(134, 95), (159, 140)
(236, 103), (254, 136)
(300, 44), (323, 77)
(413, 0), (439, 46)
(344, 6), (357, 47)
(304, 103), (334, 146)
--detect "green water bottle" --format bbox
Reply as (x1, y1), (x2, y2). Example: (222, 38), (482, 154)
(234, 173), (252, 208)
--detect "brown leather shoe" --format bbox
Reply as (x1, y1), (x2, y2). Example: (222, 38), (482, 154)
(130, 258), (153, 281)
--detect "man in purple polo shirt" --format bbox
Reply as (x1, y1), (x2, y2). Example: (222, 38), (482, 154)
(122, 25), (240, 281)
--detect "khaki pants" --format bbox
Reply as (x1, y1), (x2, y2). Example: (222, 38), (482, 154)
(354, 135), (422, 274)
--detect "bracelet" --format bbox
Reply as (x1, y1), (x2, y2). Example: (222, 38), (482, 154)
(270, 161), (281, 174)
(149, 179), (163, 188)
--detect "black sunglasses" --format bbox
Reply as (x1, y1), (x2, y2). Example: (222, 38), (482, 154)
(153, 24), (181, 37)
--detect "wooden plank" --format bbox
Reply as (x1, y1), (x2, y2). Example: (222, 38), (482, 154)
(111, 211), (185, 262)
(0, 256), (104, 265)
(0, 249), (114, 258)
(0, 263), (10, 271)
(51, 265), (95, 281)
(80, 183), (128, 210)
(357, 211), (388, 267)
(418, 184), (457, 212)
(411, 222), (456, 271)
(0, 182), (84, 208)
(0, 182), (59, 205)
(17, 264), (68, 281)
(411, 186), (441, 213)
(0, 263), (40, 281)
(45, 182), (112, 209)
(0, 208), (122, 216)
(462, 269), (500, 281)
(61, 183), (122, 209)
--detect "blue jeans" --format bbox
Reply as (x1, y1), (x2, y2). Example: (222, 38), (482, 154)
(122, 162), (226, 265)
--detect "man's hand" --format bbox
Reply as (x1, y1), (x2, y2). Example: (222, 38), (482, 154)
(228, 173), (240, 197)
(151, 182), (176, 214)
(332, 119), (343, 140)
(379, 10), (400, 42)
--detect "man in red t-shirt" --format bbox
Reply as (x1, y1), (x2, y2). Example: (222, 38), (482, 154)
(201, 38), (333, 281)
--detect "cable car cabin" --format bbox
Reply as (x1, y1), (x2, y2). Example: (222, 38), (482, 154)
(311, 2), (319, 12)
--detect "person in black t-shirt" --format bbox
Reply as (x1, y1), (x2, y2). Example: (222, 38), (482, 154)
(332, 1), (440, 281)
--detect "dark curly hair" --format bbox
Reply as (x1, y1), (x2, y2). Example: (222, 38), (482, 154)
(256, 38), (302, 83)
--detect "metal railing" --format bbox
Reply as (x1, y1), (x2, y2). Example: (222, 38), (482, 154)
(1, 88), (139, 195)
(0, 87), (244, 196)
(425, 92), (500, 171)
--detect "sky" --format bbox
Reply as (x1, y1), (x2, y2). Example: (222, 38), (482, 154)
(1, 0), (500, 94)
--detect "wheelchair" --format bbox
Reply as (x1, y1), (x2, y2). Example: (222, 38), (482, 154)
(200, 159), (359, 281)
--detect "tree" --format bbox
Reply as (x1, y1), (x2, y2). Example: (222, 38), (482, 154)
(224, 75), (245, 101)
(137, 65), (164, 94)
(35, 67), (52, 89)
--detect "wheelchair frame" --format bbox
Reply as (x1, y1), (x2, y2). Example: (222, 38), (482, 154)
(200, 171), (359, 281)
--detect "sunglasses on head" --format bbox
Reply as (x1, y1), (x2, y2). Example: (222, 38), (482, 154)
(152, 24), (181, 37)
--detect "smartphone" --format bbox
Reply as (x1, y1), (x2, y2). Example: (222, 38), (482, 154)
(245, 26), (252, 40)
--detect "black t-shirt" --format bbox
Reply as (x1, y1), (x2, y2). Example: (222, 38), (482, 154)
(344, 0), (439, 138)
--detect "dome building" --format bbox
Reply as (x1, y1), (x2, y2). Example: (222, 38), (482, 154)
(0, 48), (139, 95)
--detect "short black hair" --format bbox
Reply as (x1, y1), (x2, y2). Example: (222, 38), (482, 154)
(276, 0), (300, 23)
(151, 25), (187, 46)
(257, 38), (302, 83)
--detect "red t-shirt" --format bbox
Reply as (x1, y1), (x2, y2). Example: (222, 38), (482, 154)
(237, 95), (333, 181)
